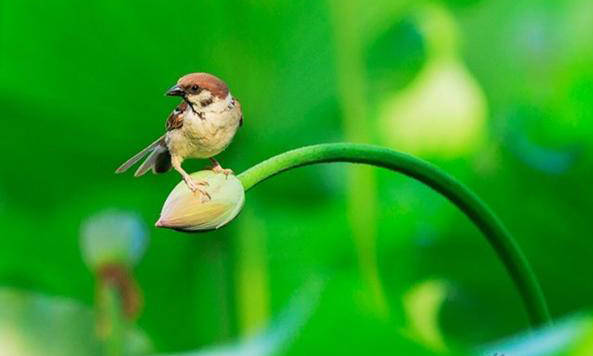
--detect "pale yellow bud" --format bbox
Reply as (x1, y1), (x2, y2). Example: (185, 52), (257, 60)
(155, 170), (245, 231)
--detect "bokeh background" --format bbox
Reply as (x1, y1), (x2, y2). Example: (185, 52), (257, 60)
(1, 0), (593, 355)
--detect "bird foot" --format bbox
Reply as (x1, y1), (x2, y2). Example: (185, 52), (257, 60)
(184, 178), (211, 202)
(210, 165), (234, 177)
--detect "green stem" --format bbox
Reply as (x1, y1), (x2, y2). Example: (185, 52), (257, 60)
(102, 285), (125, 356)
(237, 143), (551, 327)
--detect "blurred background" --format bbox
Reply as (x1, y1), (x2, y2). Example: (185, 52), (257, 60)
(1, 0), (593, 355)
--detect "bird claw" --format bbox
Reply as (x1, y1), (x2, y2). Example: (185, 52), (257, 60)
(211, 166), (234, 177)
(184, 178), (211, 202)
(195, 188), (211, 203)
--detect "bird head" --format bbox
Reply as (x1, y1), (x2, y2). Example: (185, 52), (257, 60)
(166, 73), (229, 110)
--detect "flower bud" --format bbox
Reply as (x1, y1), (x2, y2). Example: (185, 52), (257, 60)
(156, 170), (245, 231)
(80, 210), (148, 269)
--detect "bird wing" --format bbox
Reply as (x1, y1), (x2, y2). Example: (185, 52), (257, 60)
(153, 150), (172, 173)
(166, 101), (187, 131)
(134, 144), (169, 177)
(115, 135), (167, 174)
(166, 112), (184, 131)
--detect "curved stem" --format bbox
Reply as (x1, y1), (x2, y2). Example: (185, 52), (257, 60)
(237, 143), (551, 327)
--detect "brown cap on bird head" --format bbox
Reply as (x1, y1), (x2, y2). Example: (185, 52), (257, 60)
(166, 73), (229, 99)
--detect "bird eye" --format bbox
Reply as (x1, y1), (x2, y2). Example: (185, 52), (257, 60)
(191, 85), (199, 91)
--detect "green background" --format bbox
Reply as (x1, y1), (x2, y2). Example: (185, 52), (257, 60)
(1, 0), (593, 354)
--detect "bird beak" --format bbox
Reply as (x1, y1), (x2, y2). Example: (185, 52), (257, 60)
(166, 84), (185, 96)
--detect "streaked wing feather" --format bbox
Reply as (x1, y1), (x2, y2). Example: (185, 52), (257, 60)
(135, 145), (167, 177)
(166, 101), (187, 131)
(115, 135), (166, 174)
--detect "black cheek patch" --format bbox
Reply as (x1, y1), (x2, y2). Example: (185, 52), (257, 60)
(200, 98), (213, 107)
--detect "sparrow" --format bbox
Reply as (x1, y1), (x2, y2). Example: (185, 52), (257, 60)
(116, 73), (243, 201)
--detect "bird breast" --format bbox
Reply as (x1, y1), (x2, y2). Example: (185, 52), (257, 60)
(166, 99), (241, 159)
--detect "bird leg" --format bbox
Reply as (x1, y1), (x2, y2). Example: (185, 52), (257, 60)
(209, 158), (234, 177)
(171, 156), (210, 201)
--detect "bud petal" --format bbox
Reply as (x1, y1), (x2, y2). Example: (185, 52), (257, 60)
(80, 210), (148, 269)
(156, 170), (245, 231)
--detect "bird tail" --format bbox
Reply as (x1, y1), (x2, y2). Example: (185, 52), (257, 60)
(115, 135), (172, 177)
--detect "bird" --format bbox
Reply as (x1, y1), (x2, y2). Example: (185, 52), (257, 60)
(115, 73), (243, 201)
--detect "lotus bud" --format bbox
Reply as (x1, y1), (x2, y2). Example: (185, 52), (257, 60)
(80, 210), (148, 270)
(156, 170), (245, 231)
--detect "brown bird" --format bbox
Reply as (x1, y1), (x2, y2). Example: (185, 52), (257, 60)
(116, 73), (243, 201)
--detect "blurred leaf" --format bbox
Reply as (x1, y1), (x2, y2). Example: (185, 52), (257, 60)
(378, 57), (487, 157)
(479, 313), (593, 356)
(377, 4), (487, 158)
(152, 278), (324, 356)
(403, 279), (449, 352)
(0, 288), (152, 356)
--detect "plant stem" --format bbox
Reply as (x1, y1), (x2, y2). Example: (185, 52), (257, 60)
(237, 143), (551, 327)
(103, 285), (125, 356)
